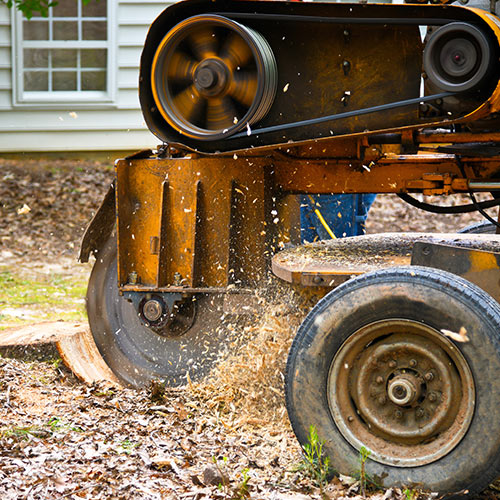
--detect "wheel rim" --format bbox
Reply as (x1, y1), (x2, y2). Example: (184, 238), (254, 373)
(328, 319), (475, 466)
(151, 14), (277, 140)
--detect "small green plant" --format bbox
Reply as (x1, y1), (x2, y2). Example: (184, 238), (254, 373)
(2, 424), (49, 440)
(118, 438), (140, 454)
(359, 446), (371, 497)
(47, 416), (82, 433)
(404, 488), (418, 500)
(211, 456), (230, 495)
(234, 467), (251, 499)
(301, 425), (331, 488)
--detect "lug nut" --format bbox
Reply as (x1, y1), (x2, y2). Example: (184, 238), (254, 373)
(428, 392), (437, 402)
(416, 408), (425, 419)
(410, 359), (417, 368)
(376, 376), (384, 385)
(395, 410), (403, 419)
(425, 372), (434, 382)
(389, 360), (397, 369)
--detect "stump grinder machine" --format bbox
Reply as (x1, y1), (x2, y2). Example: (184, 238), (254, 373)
(18, 0), (500, 495)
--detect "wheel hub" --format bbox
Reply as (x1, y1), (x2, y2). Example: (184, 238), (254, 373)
(328, 319), (475, 466)
(194, 59), (229, 96)
(387, 374), (420, 406)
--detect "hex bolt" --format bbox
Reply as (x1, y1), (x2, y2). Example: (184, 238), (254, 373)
(409, 359), (417, 368)
(378, 395), (387, 405)
(394, 410), (403, 419)
(416, 408), (425, 419)
(389, 360), (397, 369)
(342, 60), (351, 76)
(376, 376), (384, 385)
(425, 372), (434, 382)
(173, 272), (182, 286)
(428, 392), (437, 402)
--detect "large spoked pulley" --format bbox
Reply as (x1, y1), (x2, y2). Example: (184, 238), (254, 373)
(150, 14), (277, 140)
(285, 266), (500, 495)
(86, 237), (231, 388)
(423, 22), (494, 92)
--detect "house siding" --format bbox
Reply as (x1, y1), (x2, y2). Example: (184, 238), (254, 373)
(0, 0), (173, 152)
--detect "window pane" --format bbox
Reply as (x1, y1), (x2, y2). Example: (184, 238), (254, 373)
(52, 2), (78, 17)
(81, 49), (106, 68)
(53, 71), (77, 91)
(82, 71), (106, 90)
(83, 0), (107, 18)
(23, 20), (48, 40)
(24, 71), (48, 91)
(52, 49), (77, 68)
(53, 21), (78, 40)
(82, 21), (106, 40)
(24, 49), (48, 68)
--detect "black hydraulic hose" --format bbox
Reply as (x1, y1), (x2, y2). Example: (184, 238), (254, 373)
(456, 157), (500, 230)
(397, 192), (500, 214)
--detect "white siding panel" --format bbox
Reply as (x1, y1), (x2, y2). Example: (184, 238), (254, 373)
(117, 68), (140, 89)
(0, 130), (157, 151)
(0, 68), (11, 89)
(0, 4), (9, 23)
(0, 90), (11, 109)
(0, 24), (10, 45)
(0, 47), (11, 67)
(118, 45), (143, 68)
(115, 89), (141, 109)
(118, 25), (149, 47)
(0, 109), (149, 131)
(118, 3), (168, 26)
(0, 1), (179, 151)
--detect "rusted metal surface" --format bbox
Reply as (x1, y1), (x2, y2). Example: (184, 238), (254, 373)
(79, 183), (116, 263)
(412, 242), (500, 302)
(140, 1), (500, 154)
(0, 322), (120, 386)
(272, 232), (500, 286)
(271, 151), (500, 195)
(328, 319), (475, 466)
(115, 156), (273, 291)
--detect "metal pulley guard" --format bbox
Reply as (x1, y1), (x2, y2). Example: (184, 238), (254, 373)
(140, 0), (500, 153)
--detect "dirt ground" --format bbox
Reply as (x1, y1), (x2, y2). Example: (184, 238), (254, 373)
(0, 157), (499, 500)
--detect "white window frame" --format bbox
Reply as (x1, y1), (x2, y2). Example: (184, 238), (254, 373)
(11, 0), (117, 108)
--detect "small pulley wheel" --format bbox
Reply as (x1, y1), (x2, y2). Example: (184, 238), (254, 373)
(423, 22), (493, 92)
(151, 14), (277, 140)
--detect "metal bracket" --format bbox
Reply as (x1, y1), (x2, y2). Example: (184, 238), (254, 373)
(411, 241), (500, 302)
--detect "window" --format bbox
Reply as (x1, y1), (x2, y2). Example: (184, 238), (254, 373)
(13, 0), (115, 105)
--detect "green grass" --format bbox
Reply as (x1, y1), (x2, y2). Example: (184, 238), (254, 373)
(0, 267), (88, 329)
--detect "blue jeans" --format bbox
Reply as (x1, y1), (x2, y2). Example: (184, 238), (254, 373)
(300, 194), (377, 243)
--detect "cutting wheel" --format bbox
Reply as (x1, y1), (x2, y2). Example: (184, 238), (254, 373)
(86, 238), (230, 388)
(150, 14), (277, 140)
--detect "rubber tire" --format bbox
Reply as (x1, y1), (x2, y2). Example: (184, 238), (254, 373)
(285, 266), (500, 496)
(459, 220), (496, 234)
(86, 237), (229, 388)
